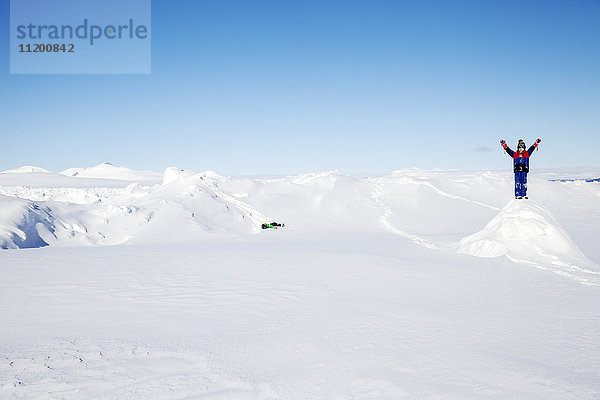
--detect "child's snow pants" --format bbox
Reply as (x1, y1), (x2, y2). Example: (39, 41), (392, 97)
(514, 171), (527, 197)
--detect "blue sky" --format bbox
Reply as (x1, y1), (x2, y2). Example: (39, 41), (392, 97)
(1, 0), (599, 175)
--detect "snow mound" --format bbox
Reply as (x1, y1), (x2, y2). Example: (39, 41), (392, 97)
(162, 166), (200, 186)
(458, 200), (577, 258)
(458, 200), (600, 284)
(60, 162), (162, 183)
(283, 170), (340, 185)
(1, 166), (50, 174)
(0, 195), (55, 249)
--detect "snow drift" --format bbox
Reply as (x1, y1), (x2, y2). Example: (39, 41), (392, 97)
(459, 199), (600, 285)
(458, 200), (583, 259)
(0, 195), (55, 249)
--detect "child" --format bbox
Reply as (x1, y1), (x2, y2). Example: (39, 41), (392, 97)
(500, 138), (541, 199)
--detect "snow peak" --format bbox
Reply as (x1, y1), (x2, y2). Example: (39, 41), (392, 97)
(16, 19), (149, 46)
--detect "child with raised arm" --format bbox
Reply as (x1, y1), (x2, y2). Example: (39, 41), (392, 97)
(500, 138), (541, 199)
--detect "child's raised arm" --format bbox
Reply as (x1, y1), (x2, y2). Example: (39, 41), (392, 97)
(500, 139), (514, 156)
(528, 138), (541, 155)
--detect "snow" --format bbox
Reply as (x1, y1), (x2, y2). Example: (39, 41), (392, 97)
(59, 162), (163, 184)
(1, 164), (599, 399)
(0, 196), (54, 249)
(458, 200), (600, 285)
(0, 166), (50, 174)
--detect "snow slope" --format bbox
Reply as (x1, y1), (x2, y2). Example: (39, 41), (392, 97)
(0, 166), (272, 249)
(1, 165), (599, 267)
(459, 200), (600, 285)
(0, 196), (54, 249)
(59, 162), (163, 184)
(1, 165), (599, 398)
(1, 236), (599, 399)
(0, 166), (50, 174)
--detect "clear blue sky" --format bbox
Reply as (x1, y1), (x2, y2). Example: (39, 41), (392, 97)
(1, 0), (599, 175)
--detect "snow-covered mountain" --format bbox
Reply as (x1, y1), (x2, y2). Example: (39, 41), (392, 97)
(0, 166), (50, 174)
(59, 162), (163, 183)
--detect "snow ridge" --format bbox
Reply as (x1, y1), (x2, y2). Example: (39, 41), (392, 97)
(458, 200), (600, 286)
(0, 166), (50, 174)
(60, 162), (162, 183)
(0, 167), (267, 248)
(371, 183), (438, 250)
(0, 196), (55, 249)
(1, 165), (599, 288)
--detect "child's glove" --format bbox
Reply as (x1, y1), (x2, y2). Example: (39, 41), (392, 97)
(536, 138), (541, 143)
(500, 139), (505, 145)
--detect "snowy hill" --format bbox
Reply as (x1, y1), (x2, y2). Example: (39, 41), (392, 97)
(0, 167), (267, 249)
(0, 196), (54, 249)
(1, 166), (598, 278)
(1, 165), (600, 399)
(0, 166), (598, 256)
(0, 166), (50, 174)
(459, 200), (599, 285)
(59, 162), (163, 184)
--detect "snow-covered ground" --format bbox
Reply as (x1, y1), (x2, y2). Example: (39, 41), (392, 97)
(1, 163), (599, 399)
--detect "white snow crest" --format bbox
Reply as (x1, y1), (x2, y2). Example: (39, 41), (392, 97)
(60, 162), (162, 183)
(0, 195), (55, 249)
(0, 166), (269, 249)
(458, 200), (580, 258)
(458, 199), (600, 285)
(159, 167), (267, 233)
(0, 166), (51, 174)
(162, 166), (199, 186)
